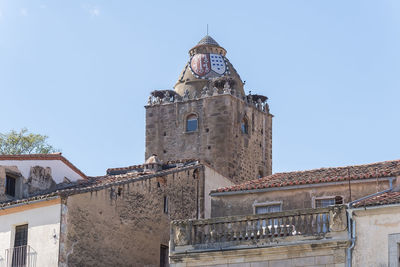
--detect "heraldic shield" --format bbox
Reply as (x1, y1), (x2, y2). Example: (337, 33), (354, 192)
(190, 53), (227, 77)
(210, 54), (226, 75)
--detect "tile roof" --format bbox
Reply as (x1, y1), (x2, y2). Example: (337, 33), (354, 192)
(197, 35), (220, 46)
(0, 160), (200, 209)
(106, 158), (198, 175)
(215, 159), (400, 193)
(0, 153), (87, 179)
(351, 191), (400, 208)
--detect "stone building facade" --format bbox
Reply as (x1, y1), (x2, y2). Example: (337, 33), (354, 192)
(59, 161), (210, 266)
(0, 157), (233, 267)
(211, 159), (400, 217)
(145, 35), (272, 183)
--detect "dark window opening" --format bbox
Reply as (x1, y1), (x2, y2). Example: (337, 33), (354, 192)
(186, 114), (198, 132)
(241, 118), (248, 134)
(163, 196), (168, 214)
(117, 187), (122, 196)
(5, 175), (16, 197)
(335, 196), (343, 204)
(12, 224), (28, 267)
(160, 244), (169, 267)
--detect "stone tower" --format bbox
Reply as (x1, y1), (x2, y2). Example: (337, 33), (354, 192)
(145, 35), (272, 183)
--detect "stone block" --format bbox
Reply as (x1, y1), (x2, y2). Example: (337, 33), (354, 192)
(292, 256), (315, 266)
(315, 255), (334, 265)
(229, 263), (251, 267)
(250, 262), (269, 267)
(269, 259), (293, 267)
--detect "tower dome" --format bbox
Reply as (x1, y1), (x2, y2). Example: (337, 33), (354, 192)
(174, 35), (245, 98)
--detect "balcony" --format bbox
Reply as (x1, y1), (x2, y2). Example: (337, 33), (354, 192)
(5, 245), (36, 267)
(170, 205), (349, 262)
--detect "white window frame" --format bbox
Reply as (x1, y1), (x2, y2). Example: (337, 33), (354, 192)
(313, 196), (343, 208)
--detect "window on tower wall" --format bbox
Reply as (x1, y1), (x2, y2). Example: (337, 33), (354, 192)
(241, 118), (248, 134)
(186, 114), (198, 132)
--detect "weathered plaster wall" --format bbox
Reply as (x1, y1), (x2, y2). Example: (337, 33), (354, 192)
(145, 94), (272, 184)
(0, 200), (61, 267)
(211, 179), (391, 217)
(0, 160), (83, 183)
(352, 205), (400, 267)
(60, 167), (204, 267)
(0, 165), (58, 201)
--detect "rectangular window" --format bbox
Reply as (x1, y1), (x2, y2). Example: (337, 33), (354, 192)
(14, 224), (28, 247)
(255, 204), (281, 214)
(315, 196), (343, 208)
(315, 198), (335, 208)
(255, 204), (281, 228)
(160, 245), (169, 267)
(163, 196), (168, 214)
(12, 224), (28, 267)
(5, 175), (16, 197)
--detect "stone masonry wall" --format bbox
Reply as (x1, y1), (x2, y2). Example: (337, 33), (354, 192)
(170, 243), (347, 267)
(59, 167), (204, 267)
(145, 94), (272, 184)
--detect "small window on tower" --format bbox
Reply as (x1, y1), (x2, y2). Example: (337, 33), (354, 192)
(241, 118), (248, 134)
(186, 114), (198, 132)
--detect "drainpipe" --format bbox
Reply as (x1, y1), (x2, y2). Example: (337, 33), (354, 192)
(346, 209), (355, 267)
(345, 177), (394, 266)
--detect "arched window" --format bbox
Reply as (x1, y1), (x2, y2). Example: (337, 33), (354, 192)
(186, 114), (198, 132)
(241, 117), (248, 134)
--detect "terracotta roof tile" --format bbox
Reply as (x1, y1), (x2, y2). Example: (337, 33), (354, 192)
(352, 191), (400, 208)
(215, 159), (400, 193)
(106, 158), (198, 175)
(0, 160), (200, 209)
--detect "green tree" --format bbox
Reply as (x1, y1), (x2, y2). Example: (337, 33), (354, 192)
(0, 128), (59, 155)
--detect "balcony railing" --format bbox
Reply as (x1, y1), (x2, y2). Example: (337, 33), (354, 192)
(170, 205), (347, 254)
(5, 245), (36, 267)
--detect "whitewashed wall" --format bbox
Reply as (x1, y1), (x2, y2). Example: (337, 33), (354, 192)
(0, 159), (83, 183)
(352, 205), (400, 267)
(204, 166), (234, 219)
(0, 202), (61, 267)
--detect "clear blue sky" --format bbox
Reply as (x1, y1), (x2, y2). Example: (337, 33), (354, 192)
(1, 0), (399, 176)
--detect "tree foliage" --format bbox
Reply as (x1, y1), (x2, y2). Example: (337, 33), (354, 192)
(0, 128), (59, 155)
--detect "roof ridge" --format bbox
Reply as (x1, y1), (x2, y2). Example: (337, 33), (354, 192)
(215, 159), (400, 193)
(267, 158), (400, 178)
